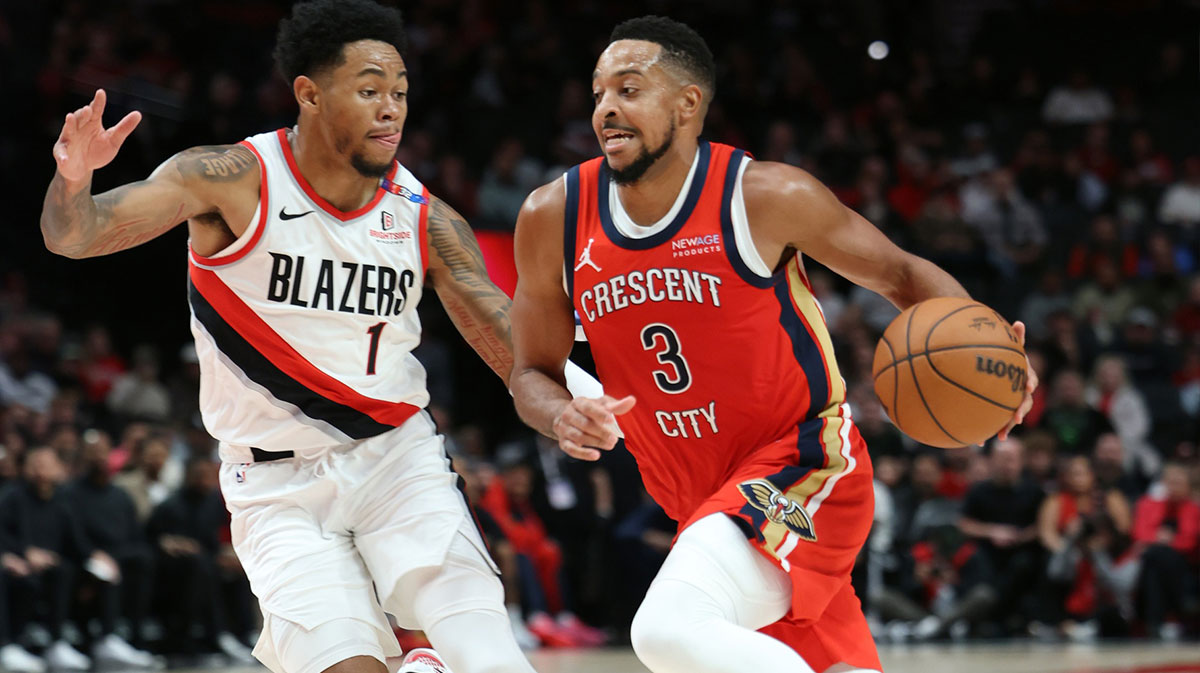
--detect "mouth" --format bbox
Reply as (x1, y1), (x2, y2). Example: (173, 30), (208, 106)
(602, 128), (636, 152)
(369, 132), (401, 149)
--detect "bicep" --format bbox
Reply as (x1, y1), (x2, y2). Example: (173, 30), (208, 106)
(512, 183), (574, 377)
(424, 196), (504, 301)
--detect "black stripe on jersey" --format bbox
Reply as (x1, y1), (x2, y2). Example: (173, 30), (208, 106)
(719, 150), (782, 289)
(564, 164), (581, 302)
(774, 282), (831, 423)
(188, 281), (396, 440)
(597, 140), (711, 250)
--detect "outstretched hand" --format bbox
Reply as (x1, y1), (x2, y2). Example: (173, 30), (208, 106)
(53, 89), (142, 183)
(998, 320), (1038, 440)
(552, 394), (636, 461)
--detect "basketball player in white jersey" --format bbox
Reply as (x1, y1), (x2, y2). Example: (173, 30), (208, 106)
(38, 2), (595, 673)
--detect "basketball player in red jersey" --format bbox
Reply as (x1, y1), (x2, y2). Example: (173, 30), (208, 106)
(38, 2), (605, 673)
(511, 16), (1037, 673)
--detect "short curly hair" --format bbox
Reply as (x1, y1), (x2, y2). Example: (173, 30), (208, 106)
(273, 0), (407, 82)
(610, 16), (715, 101)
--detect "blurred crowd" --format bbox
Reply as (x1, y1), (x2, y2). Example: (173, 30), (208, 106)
(1, 0), (1200, 667)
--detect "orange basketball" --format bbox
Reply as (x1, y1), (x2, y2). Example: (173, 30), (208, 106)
(871, 297), (1027, 448)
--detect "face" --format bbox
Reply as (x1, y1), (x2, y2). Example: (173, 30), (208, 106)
(592, 40), (691, 185)
(990, 439), (1024, 485)
(23, 449), (62, 489)
(308, 40), (408, 178)
(1163, 465), (1189, 500)
(1065, 456), (1094, 494)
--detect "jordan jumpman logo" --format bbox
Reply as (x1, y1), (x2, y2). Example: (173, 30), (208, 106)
(575, 237), (602, 272)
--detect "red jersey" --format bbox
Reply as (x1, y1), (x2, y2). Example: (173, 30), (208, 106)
(566, 141), (855, 523)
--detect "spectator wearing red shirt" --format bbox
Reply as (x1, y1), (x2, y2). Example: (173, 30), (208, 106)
(1131, 463), (1200, 638)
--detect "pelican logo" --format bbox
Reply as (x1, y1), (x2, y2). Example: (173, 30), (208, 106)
(738, 479), (817, 541)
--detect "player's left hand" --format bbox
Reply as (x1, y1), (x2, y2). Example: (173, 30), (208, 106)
(998, 320), (1037, 440)
(553, 394), (635, 461)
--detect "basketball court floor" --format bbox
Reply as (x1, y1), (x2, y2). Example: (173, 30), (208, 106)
(195, 642), (1200, 673)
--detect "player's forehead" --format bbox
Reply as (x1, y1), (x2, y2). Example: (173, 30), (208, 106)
(332, 39), (407, 80)
(593, 40), (665, 83)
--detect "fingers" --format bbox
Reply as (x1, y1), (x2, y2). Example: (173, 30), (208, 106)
(105, 110), (142, 145)
(1012, 320), (1027, 346)
(558, 438), (601, 461)
(557, 407), (616, 446)
(604, 394), (637, 415)
(91, 88), (107, 117)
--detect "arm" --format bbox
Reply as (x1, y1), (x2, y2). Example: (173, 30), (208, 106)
(41, 89), (257, 259)
(1037, 496), (1065, 552)
(509, 181), (632, 461)
(424, 196), (516, 383)
(1106, 490), (1132, 535)
(742, 161), (1036, 436)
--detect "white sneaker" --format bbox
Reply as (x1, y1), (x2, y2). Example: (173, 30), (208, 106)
(506, 605), (539, 651)
(0, 644), (46, 673)
(216, 632), (256, 664)
(92, 634), (155, 669)
(397, 649), (452, 673)
(44, 641), (89, 672)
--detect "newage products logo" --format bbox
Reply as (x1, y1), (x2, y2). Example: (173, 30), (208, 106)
(671, 233), (722, 258)
(370, 211), (412, 244)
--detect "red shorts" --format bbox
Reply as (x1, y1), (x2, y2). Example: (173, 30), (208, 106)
(681, 415), (880, 672)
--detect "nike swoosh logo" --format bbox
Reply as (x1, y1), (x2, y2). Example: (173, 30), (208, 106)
(279, 208), (314, 221)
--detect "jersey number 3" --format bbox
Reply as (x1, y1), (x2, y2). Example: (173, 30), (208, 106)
(640, 323), (691, 394)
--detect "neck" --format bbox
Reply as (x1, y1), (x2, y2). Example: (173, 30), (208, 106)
(614, 139), (699, 226)
(290, 123), (381, 213)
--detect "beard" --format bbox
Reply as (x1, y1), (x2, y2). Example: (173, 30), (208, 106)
(350, 151), (393, 178)
(606, 119), (675, 185)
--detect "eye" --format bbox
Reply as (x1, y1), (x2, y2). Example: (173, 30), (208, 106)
(592, 91), (602, 103)
(621, 87), (637, 96)
(360, 89), (377, 98)
(393, 91), (407, 100)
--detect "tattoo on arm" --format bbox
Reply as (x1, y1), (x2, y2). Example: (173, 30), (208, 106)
(426, 197), (515, 380)
(41, 144), (254, 258)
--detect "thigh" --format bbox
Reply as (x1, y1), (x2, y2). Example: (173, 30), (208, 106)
(760, 582), (881, 673)
(683, 420), (875, 624)
(219, 461), (393, 638)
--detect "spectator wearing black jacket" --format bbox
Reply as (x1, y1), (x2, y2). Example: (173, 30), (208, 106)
(0, 448), (96, 671)
(63, 436), (156, 667)
(146, 460), (253, 662)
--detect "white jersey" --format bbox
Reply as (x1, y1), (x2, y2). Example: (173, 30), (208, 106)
(189, 128), (432, 459)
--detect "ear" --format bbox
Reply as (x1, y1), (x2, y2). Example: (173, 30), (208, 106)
(678, 83), (705, 125)
(293, 75), (320, 113)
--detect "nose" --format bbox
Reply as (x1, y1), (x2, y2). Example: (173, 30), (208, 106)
(380, 95), (403, 121)
(594, 90), (619, 121)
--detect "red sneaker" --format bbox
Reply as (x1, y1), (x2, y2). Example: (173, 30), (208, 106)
(526, 612), (578, 648)
(556, 613), (608, 647)
(397, 648), (452, 673)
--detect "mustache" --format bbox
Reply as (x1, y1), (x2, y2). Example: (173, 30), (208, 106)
(602, 122), (637, 133)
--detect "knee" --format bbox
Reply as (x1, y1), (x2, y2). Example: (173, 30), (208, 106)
(630, 600), (686, 670)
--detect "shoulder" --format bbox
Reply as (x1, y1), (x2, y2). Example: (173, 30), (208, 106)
(520, 175), (568, 224)
(741, 160), (845, 226)
(166, 143), (260, 184)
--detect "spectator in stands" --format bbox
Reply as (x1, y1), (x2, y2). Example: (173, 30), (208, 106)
(1131, 463), (1200, 639)
(961, 168), (1047, 279)
(106, 346), (170, 424)
(0, 346), (56, 416)
(1170, 274), (1200, 342)
(146, 459), (253, 662)
(0, 495), (42, 673)
(75, 326), (125, 410)
(1158, 157), (1200, 233)
(1087, 355), (1158, 480)
(1136, 230), (1192, 318)
(1066, 215), (1138, 282)
(1019, 270), (1072, 343)
(0, 447), (115, 670)
(1042, 369), (1112, 456)
(1037, 455), (1132, 639)
(479, 441), (604, 648)
(1114, 306), (1177, 382)
(1042, 69), (1114, 125)
(1074, 257), (1138, 335)
(114, 433), (180, 523)
(64, 437), (156, 665)
(1093, 433), (1146, 502)
(958, 438), (1045, 634)
(476, 138), (544, 230)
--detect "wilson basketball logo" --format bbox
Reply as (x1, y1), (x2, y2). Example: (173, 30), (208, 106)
(975, 355), (1027, 393)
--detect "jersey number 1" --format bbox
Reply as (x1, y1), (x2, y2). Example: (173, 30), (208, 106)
(366, 322), (385, 375)
(641, 323), (691, 394)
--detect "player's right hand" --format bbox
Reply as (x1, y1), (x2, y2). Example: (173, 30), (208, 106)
(552, 394), (635, 461)
(53, 89), (142, 183)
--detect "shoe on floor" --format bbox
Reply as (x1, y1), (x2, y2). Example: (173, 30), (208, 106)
(44, 640), (89, 672)
(526, 613), (577, 648)
(93, 634), (155, 668)
(397, 648), (452, 673)
(555, 613), (607, 647)
(0, 644), (46, 673)
(216, 632), (256, 664)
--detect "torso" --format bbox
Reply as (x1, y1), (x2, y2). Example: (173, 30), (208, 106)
(566, 141), (854, 522)
(189, 128), (433, 459)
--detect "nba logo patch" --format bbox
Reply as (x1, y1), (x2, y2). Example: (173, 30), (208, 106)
(235, 464), (248, 484)
(381, 211), (395, 231)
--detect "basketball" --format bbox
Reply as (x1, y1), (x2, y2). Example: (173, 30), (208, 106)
(872, 297), (1027, 448)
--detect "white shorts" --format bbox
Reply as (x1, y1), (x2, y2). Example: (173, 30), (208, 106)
(219, 412), (499, 673)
